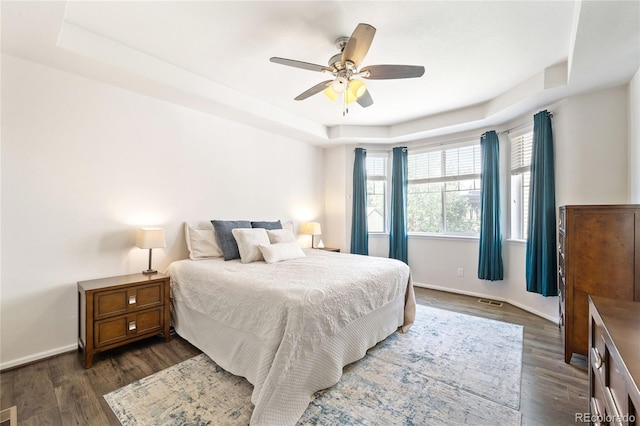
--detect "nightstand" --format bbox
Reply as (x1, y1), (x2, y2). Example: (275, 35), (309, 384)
(78, 273), (170, 368)
(316, 247), (340, 252)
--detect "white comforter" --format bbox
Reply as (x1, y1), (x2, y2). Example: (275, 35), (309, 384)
(168, 249), (415, 425)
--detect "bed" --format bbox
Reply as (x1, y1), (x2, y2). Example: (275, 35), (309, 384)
(167, 229), (415, 425)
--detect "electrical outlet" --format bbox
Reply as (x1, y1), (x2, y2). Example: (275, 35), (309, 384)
(457, 268), (464, 277)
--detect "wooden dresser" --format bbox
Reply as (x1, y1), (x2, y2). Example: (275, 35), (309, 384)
(558, 205), (640, 363)
(589, 296), (639, 425)
(78, 273), (170, 368)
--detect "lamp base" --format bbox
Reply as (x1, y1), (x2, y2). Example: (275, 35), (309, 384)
(142, 269), (157, 275)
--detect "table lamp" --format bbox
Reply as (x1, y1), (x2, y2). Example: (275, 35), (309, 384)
(301, 222), (321, 248)
(136, 228), (166, 274)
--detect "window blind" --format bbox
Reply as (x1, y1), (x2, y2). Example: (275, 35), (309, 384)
(510, 132), (533, 175)
(408, 144), (481, 183)
(366, 155), (387, 180)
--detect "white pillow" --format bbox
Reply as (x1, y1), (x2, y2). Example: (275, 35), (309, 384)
(267, 228), (297, 244)
(185, 223), (223, 260)
(232, 228), (270, 263)
(282, 220), (295, 234)
(258, 242), (306, 264)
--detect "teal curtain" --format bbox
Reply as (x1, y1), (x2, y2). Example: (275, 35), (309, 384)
(389, 147), (408, 263)
(526, 110), (557, 296)
(350, 148), (368, 255)
(478, 131), (503, 281)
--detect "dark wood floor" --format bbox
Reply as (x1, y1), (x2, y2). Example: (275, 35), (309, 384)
(1, 287), (588, 425)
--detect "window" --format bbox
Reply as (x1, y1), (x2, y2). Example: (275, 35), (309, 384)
(509, 130), (533, 240)
(407, 143), (481, 235)
(366, 153), (387, 232)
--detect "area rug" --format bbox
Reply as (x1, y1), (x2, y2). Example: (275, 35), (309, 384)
(104, 305), (523, 425)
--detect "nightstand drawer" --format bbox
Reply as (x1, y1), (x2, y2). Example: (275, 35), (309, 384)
(94, 308), (163, 348)
(94, 282), (164, 319)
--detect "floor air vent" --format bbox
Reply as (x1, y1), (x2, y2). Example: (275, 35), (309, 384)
(477, 298), (503, 307)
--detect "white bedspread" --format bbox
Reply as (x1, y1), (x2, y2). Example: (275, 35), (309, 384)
(168, 249), (415, 425)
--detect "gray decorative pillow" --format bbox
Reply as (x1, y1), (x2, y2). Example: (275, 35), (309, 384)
(211, 220), (252, 260)
(251, 220), (283, 230)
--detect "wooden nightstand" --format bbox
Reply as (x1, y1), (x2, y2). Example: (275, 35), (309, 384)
(78, 273), (170, 368)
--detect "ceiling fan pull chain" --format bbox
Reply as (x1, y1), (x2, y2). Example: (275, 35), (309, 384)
(344, 95), (350, 116)
(343, 81), (349, 116)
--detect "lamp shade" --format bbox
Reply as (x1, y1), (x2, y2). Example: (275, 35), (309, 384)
(323, 86), (338, 101)
(136, 228), (166, 249)
(301, 222), (322, 236)
(345, 80), (367, 104)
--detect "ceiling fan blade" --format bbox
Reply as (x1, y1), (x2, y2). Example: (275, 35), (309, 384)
(357, 90), (374, 108)
(342, 23), (376, 68)
(270, 57), (333, 73)
(361, 65), (425, 79)
(294, 80), (333, 100)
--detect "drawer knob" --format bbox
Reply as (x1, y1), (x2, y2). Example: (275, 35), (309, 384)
(591, 346), (603, 369)
(128, 321), (137, 331)
(129, 295), (136, 305)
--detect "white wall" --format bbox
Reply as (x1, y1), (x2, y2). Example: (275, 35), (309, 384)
(0, 55), (325, 369)
(554, 84), (630, 205)
(326, 84), (632, 322)
(323, 145), (349, 250)
(630, 68), (640, 202)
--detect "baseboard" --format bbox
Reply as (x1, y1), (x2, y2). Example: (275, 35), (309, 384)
(0, 343), (77, 371)
(413, 282), (559, 324)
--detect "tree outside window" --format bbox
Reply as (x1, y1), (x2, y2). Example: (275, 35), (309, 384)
(407, 144), (481, 235)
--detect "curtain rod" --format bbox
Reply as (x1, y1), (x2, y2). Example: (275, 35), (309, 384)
(499, 111), (554, 135)
(360, 110), (553, 150)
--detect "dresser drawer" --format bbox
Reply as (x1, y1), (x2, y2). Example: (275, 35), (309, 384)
(608, 350), (629, 417)
(94, 308), (163, 348)
(94, 282), (164, 319)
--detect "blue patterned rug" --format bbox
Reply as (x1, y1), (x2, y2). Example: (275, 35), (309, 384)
(105, 305), (523, 425)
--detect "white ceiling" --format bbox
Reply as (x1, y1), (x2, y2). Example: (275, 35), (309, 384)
(2, 1), (639, 145)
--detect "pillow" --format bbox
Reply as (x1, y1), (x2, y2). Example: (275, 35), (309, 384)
(184, 223), (223, 260)
(251, 220), (283, 230)
(258, 242), (306, 264)
(282, 220), (295, 234)
(232, 228), (271, 263)
(267, 228), (297, 244)
(211, 220), (252, 260)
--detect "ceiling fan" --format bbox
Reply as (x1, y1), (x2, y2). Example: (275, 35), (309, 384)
(270, 23), (425, 111)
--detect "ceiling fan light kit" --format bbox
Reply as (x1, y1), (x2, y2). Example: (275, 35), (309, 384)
(324, 79), (367, 105)
(330, 76), (349, 94)
(323, 86), (339, 101)
(345, 80), (367, 104)
(270, 23), (425, 114)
